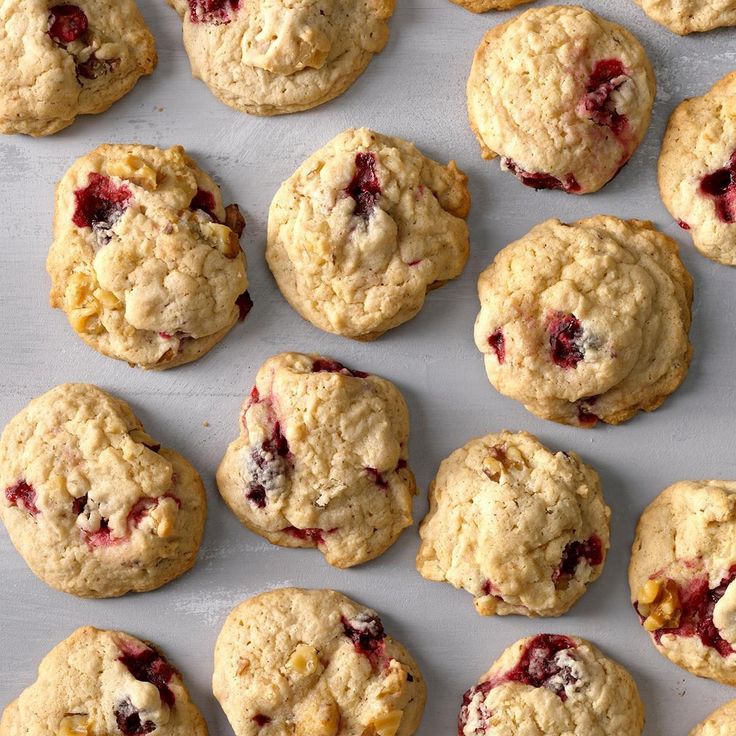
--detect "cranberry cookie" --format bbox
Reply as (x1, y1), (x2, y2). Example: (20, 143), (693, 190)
(634, 0), (736, 34)
(0, 626), (207, 736)
(216, 352), (417, 568)
(267, 128), (470, 340)
(690, 700), (736, 735)
(213, 588), (426, 736)
(474, 216), (693, 427)
(47, 144), (250, 370)
(167, 0), (394, 115)
(467, 5), (655, 194)
(630, 481), (736, 685)
(0, 0), (156, 136)
(659, 73), (736, 265)
(0, 384), (206, 598)
(458, 635), (644, 735)
(417, 431), (610, 617)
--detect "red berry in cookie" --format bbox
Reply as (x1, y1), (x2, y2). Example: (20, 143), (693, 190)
(48, 4), (88, 44)
(547, 312), (585, 369)
(700, 152), (736, 224)
(72, 173), (132, 231)
(187, 0), (240, 24)
(345, 152), (382, 219)
(580, 59), (629, 138)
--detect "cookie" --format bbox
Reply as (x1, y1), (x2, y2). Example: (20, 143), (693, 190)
(417, 431), (610, 617)
(267, 128), (470, 340)
(216, 352), (417, 568)
(47, 143), (250, 370)
(474, 216), (693, 427)
(467, 5), (656, 194)
(213, 588), (426, 736)
(449, 0), (535, 14)
(659, 72), (736, 265)
(633, 0), (736, 34)
(0, 626), (207, 736)
(0, 384), (206, 598)
(458, 635), (644, 735)
(690, 700), (736, 735)
(0, 0), (156, 136)
(167, 0), (394, 116)
(629, 480), (736, 685)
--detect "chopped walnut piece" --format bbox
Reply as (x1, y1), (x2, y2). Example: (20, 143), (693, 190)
(638, 578), (681, 631)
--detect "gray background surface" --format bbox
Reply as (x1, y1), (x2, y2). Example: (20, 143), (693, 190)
(1, 1), (736, 733)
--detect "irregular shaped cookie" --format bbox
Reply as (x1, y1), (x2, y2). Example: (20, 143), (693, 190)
(458, 635), (644, 735)
(449, 0), (535, 14)
(0, 0), (156, 136)
(47, 143), (250, 370)
(216, 352), (417, 568)
(467, 5), (656, 194)
(633, 0), (736, 34)
(0, 626), (207, 736)
(629, 481), (736, 685)
(659, 72), (736, 265)
(0, 384), (206, 597)
(167, 0), (394, 115)
(690, 699), (736, 735)
(417, 431), (610, 617)
(213, 588), (426, 736)
(474, 216), (693, 427)
(267, 128), (470, 340)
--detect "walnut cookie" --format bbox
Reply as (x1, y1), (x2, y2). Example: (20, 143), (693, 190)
(417, 431), (610, 617)
(474, 216), (693, 427)
(213, 588), (426, 736)
(0, 0), (156, 136)
(467, 5), (656, 194)
(267, 128), (470, 341)
(633, 0), (736, 34)
(0, 627), (208, 736)
(47, 143), (251, 370)
(0, 384), (206, 598)
(216, 352), (417, 568)
(690, 699), (736, 735)
(167, 0), (395, 115)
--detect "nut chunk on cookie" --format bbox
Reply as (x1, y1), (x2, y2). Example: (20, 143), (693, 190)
(417, 431), (610, 617)
(474, 216), (693, 427)
(47, 144), (250, 370)
(690, 699), (736, 735)
(0, 384), (206, 597)
(0, 627), (208, 736)
(213, 588), (426, 736)
(267, 128), (470, 340)
(634, 0), (736, 34)
(0, 0), (156, 136)
(216, 353), (417, 568)
(467, 6), (655, 194)
(458, 635), (644, 736)
(629, 481), (736, 685)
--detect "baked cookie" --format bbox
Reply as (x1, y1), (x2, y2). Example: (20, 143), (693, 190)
(167, 0), (394, 116)
(0, 626), (208, 736)
(467, 5), (656, 194)
(0, 384), (206, 598)
(449, 0), (535, 14)
(458, 635), (644, 735)
(659, 72), (736, 265)
(213, 588), (426, 736)
(629, 480), (736, 685)
(216, 352), (417, 568)
(474, 216), (693, 427)
(0, 0), (156, 136)
(267, 128), (470, 340)
(633, 0), (736, 34)
(690, 699), (736, 735)
(417, 431), (610, 617)
(47, 143), (250, 370)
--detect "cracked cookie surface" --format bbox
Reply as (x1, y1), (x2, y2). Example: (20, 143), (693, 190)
(417, 431), (610, 617)
(216, 352), (417, 568)
(474, 215), (693, 427)
(690, 699), (736, 735)
(633, 0), (736, 34)
(0, 384), (206, 597)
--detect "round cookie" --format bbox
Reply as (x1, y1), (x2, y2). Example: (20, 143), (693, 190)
(216, 352), (417, 568)
(0, 384), (206, 598)
(690, 700), (736, 735)
(0, 626), (207, 736)
(659, 72), (736, 265)
(0, 0), (156, 136)
(458, 635), (644, 735)
(213, 588), (426, 736)
(633, 0), (736, 34)
(47, 143), (250, 370)
(267, 128), (470, 340)
(629, 480), (736, 685)
(467, 5), (656, 194)
(167, 0), (394, 116)
(417, 431), (610, 617)
(449, 0), (535, 14)
(474, 216), (693, 427)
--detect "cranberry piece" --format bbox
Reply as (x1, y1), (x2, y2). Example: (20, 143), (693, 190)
(553, 535), (603, 582)
(76, 54), (112, 80)
(246, 423), (291, 509)
(677, 219), (691, 231)
(577, 405), (599, 427)
(481, 580), (496, 596)
(252, 715), (271, 727)
(283, 526), (328, 545)
(503, 159), (581, 193)
(72, 493), (88, 516)
(246, 486), (267, 508)
(342, 613), (386, 664)
(188, 0), (240, 24)
(345, 152), (382, 220)
(700, 152), (736, 224)
(504, 634), (578, 697)
(366, 467), (389, 490)
(190, 189), (217, 219)
(118, 644), (176, 708)
(236, 290), (253, 321)
(114, 698), (156, 736)
(547, 312), (585, 369)
(488, 330), (505, 364)
(48, 5), (88, 44)
(73, 173), (132, 231)
(458, 680), (493, 736)
(128, 497), (158, 527)
(580, 59), (629, 138)
(84, 518), (120, 548)
(312, 358), (369, 378)
(5, 480), (40, 516)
